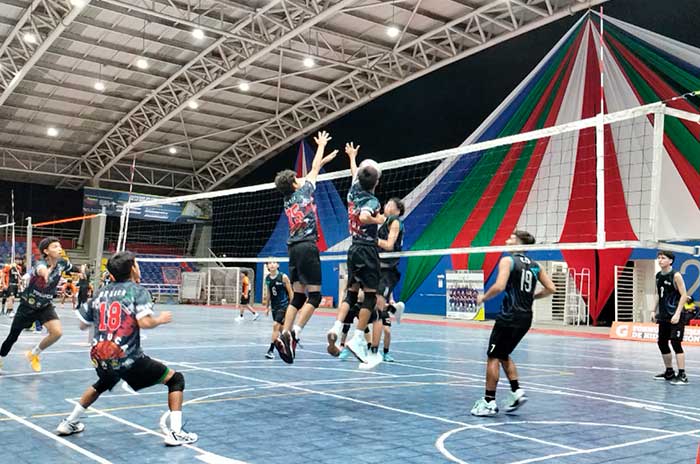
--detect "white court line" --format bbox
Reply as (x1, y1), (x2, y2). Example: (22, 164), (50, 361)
(0, 406), (112, 464)
(172, 361), (581, 453)
(65, 399), (249, 464)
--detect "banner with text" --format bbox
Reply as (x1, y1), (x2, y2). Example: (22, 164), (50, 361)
(83, 187), (211, 224)
(610, 322), (700, 345)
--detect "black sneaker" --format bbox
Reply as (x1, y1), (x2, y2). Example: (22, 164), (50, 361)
(671, 372), (689, 385)
(264, 351), (274, 360)
(276, 331), (294, 364)
(653, 371), (675, 381)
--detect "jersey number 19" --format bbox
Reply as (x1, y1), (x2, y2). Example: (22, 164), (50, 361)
(520, 271), (533, 293)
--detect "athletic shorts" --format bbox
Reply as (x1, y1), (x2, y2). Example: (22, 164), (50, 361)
(658, 320), (685, 342)
(378, 267), (401, 300)
(4, 284), (18, 298)
(487, 321), (531, 360)
(288, 240), (321, 286)
(93, 356), (169, 394)
(13, 302), (59, 327)
(272, 306), (287, 325)
(347, 243), (380, 290)
(240, 295), (250, 305)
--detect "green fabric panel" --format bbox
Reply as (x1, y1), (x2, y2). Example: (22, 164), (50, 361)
(399, 26), (581, 302)
(468, 73), (566, 270)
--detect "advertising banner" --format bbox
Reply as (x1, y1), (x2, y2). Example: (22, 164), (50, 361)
(610, 322), (700, 345)
(83, 187), (211, 224)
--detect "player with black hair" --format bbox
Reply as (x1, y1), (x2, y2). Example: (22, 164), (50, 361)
(0, 236), (71, 372)
(327, 143), (385, 367)
(652, 250), (689, 385)
(56, 250), (197, 446)
(471, 230), (556, 416)
(264, 261), (292, 359)
(273, 131), (337, 363)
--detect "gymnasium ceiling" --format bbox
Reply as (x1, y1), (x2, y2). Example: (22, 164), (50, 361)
(0, 0), (606, 194)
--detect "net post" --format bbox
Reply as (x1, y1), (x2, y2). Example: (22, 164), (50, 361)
(93, 208), (107, 290)
(596, 113), (606, 248)
(25, 217), (32, 269)
(649, 106), (666, 243)
(117, 204), (128, 252)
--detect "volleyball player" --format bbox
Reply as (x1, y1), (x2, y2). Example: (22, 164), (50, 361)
(263, 261), (292, 359)
(76, 264), (92, 310)
(0, 237), (72, 372)
(273, 131), (338, 363)
(326, 143), (384, 366)
(471, 231), (556, 416)
(1, 260), (21, 316)
(374, 198), (406, 362)
(652, 250), (689, 385)
(236, 271), (259, 321)
(56, 251), (197, 446)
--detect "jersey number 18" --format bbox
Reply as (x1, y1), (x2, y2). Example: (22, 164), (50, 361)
(98, 301), (122, 331)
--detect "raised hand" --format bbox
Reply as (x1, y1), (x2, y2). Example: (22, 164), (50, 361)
(345, 142), (360, 158)
(314, 130), (332, 147)
(321, 149), (338, 166)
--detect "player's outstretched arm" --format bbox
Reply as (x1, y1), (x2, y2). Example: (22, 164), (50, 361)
(138, 311), (173, 329)
(345, 142), (359, 178)
(477, 257), (512, 305)
(534, 268), (556, 300)
(307, 131), (338, 184)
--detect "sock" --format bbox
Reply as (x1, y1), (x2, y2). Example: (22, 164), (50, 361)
(67, 404), (86, 422)
(679, 369), (685, 375)
(383, 348), (389, 354)
(31, 345), (42, 356)
(510, 379), (520, 392)
(371, 346), (378, 354)
(268, 343), (274, 353)
(367, 342), (371, 350)
(332, 320), (343, 336)
(170, 411), (182, 433)
(485, 390), (496, 402)
(293, 324), (302, 338)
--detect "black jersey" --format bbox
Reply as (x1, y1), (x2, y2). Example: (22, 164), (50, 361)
(497, 254), (541, 326)
(656, 270), (682, 321)
(265, 272), (289, 311)
(284, 180), (319, 245)
(377, 216), (404, 269)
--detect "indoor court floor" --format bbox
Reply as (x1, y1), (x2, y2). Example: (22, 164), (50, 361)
(1, 305), (698, 464)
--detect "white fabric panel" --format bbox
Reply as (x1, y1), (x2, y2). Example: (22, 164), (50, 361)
(517, 25), (590, 244)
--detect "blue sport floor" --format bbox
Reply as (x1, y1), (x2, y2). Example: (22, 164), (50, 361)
(0, 305), (699, 464)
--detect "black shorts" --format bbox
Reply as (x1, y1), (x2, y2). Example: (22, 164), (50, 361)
(378, 267), (401, 300)
(658, 320), (685, 342)
(4, 284), (18, 298)
(272, 306), (287, 324)
(13, 302), (59, 327)
(93, 356), (169, 394)
(487, 322), (530, 360)
(240, 295), (250, 305)
(288, 240), (321, 286)
(347, 243), (380, 290)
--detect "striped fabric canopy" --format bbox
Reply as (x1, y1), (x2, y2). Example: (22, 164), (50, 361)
(399, 13), (700, 322)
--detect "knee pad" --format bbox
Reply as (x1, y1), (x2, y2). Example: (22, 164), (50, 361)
(344, 290), (358, 307)
(290, 292), (307, 310)
(307, 291), (322, 309)
(658, 339), (672, 355)
(671, 339), (684, 354)
(166, 371), (185, 393)
(362, 292), (377, 312)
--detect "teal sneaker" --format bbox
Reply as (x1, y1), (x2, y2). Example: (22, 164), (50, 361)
(382, 352), (395, 362)
(470, 398), (498, 417)
(338, 347), (351, 361)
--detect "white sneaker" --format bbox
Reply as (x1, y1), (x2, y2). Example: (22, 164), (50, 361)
(346, 334), (368, 363)
(252, 312), (260, 321)
(164, 429), (198, 446)
(56, 419), (85, 436)
(358, 352), (383, 370)
(235, 315), (244, 323)
(471, 398), (499, 417)
(393, 302), (405, 324)
(265, 351), (274, 359)
(503, 389), (528, 412)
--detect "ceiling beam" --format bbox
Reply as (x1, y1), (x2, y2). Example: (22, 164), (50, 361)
(0, 0), (91, 106)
